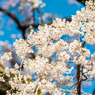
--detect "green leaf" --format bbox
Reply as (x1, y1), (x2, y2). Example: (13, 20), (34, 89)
(0, 64), (5, 73)
(52, 19), (54, 21)
(38, 89), (43, 95)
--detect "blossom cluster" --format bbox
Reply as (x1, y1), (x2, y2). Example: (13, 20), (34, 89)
(0, 0), (95, 95)
(19, 0), (45, 13)
(13, 38), (33, 59)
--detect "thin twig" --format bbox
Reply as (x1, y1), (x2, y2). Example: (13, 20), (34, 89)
(35, 84), (39, 95)
(46, 38), (53, 46)
(36, 8), (44, 24)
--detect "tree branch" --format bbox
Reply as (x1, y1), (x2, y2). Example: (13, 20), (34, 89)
(0, 7), (21, 27)
(76, 0), (86, 5)
(0, 7), (26, 39)
(0, 7), (72, 39)
(77, 41), (86, 95)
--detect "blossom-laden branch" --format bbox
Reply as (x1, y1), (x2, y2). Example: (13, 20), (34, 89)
(0, 0), (95, 95)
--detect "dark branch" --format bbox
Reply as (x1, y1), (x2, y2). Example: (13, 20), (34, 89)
(0, 7), (22, 28)
(0, 7), (72, 39)
(0, 7), (26, 39)
(36, 8), (44, 24)
(76, 0), (89, 5)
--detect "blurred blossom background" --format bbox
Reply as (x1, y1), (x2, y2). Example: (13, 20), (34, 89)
(0, 0), (95, 94)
